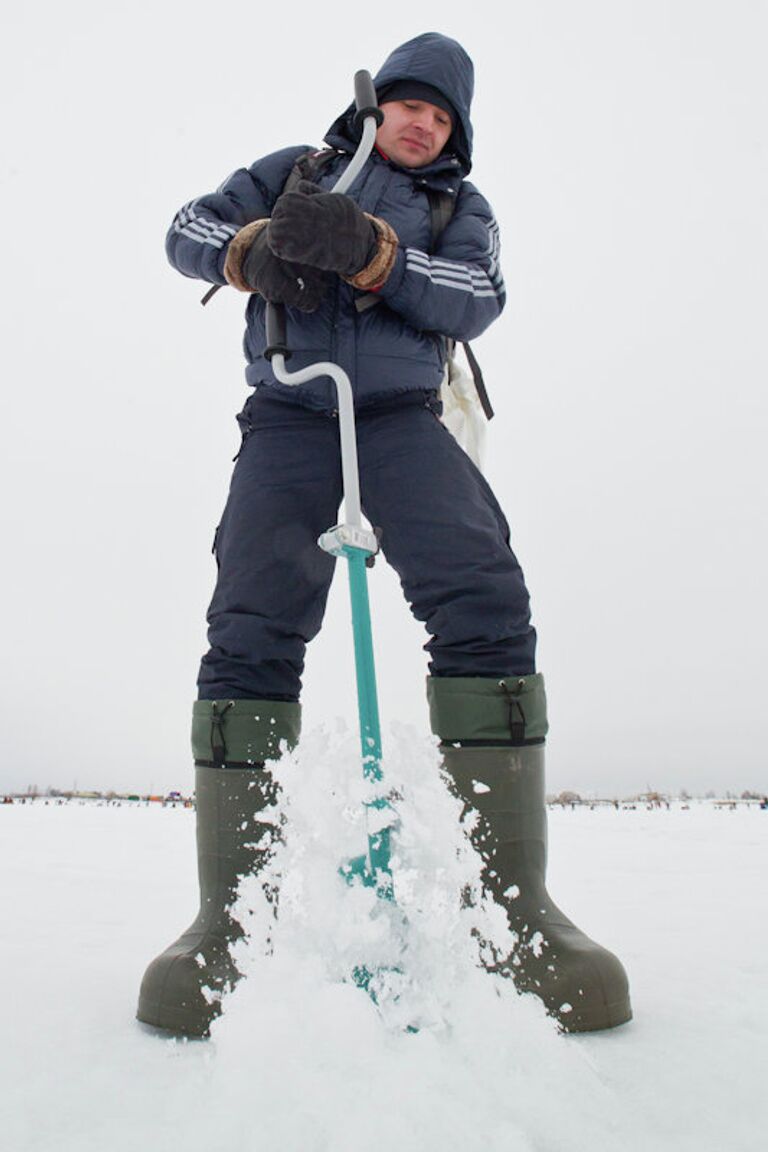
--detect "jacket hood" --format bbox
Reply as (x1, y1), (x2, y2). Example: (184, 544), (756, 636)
(325, 32), (475, 175)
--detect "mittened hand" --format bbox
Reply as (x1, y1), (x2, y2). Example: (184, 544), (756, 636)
(243, 228), (329, 312)
(268, 180), (377, 277)
(223, 217), (328, 312)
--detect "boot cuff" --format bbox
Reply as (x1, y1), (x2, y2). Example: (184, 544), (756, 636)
(192, 699), (301, 766)
(427, 674), (548, 744)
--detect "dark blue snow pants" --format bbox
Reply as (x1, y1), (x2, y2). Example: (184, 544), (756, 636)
(198, 391), (537, 701)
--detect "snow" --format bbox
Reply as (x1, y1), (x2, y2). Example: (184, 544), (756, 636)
(3, 727), (766, 1152)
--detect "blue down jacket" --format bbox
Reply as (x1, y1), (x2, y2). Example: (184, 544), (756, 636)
(166, 33), (505, 412)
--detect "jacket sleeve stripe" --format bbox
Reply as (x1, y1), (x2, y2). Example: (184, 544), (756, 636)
(405, 249), (503, 299)
(172, 201), (239, 250)
(407, 250), (500, 288)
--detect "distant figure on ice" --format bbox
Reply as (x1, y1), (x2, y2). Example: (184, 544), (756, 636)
(137, 32), (632, 1037)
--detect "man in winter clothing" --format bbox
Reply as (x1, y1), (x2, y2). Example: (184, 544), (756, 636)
(137, 32), (632, 1037)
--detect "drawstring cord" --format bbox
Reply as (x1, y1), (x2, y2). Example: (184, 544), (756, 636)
(210, 701), (235, 767)
(499, 680), (527, 744)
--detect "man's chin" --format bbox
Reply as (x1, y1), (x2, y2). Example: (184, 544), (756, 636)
(392, 144), (432, 168)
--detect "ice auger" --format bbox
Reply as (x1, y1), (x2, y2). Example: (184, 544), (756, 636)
(264, 74), (397, 929)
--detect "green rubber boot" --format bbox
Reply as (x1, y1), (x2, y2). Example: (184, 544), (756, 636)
(136, 699), (300, 1037)
(429, 676), (632, 1033)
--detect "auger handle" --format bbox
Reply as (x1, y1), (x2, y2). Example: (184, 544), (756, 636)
(353, 70), (384, 133)
(264, 301), (289, 362)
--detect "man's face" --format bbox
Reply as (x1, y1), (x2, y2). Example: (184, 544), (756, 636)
(376, 99), (453, 168)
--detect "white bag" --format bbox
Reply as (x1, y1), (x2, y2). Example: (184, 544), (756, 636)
(439, 347), (487, 472)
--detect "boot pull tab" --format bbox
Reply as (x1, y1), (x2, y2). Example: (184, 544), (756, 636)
(210, 700), (235, 767)
(499, 680), (527, 744)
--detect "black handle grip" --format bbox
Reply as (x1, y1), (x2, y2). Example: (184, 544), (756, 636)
(264, 302), (290, 361)
(352, 69), (383, 132)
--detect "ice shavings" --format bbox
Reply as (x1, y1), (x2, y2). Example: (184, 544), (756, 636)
(221, 722), (531, 1035)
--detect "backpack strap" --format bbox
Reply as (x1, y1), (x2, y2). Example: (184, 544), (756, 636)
(201, 283), (222, 305)
(425, 188), (456, 249)
(283, 147), (341, 192)
(460, 340), (494, 420)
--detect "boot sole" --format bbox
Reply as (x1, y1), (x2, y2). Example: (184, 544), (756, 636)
(136, 996), (218, 1039)
(555, 996), (633, 1033)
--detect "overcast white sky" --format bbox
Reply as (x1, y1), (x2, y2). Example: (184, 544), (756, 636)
(1, 1), (765, 796)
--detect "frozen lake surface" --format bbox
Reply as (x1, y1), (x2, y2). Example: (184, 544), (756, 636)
(3, 728), (766, 1152)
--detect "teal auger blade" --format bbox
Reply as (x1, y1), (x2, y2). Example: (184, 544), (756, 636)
(339, 544), (422, 1018)
(343, 545), (396, 883)
(349, 963), (420, 1034)
(339, 842), (394, 900)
